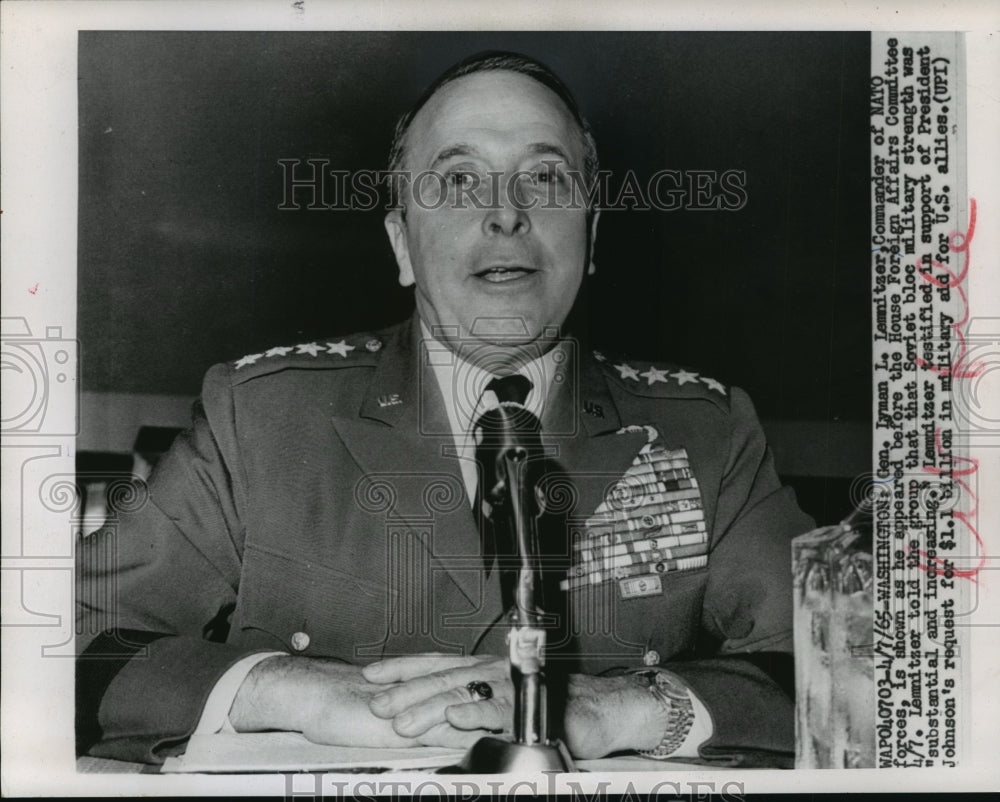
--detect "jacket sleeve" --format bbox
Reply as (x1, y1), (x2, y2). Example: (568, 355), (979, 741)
(75, 363), (271, 764)
(663, 387), (815, 767)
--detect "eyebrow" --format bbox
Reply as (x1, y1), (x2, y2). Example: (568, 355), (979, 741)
(430, 144), (476, 170)
(526, 142), (573, 164)
(429, 141), (575, 170)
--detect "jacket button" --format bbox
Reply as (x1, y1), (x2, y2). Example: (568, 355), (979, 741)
(291, 631), (310, 651)
(642, 649), (660, 666)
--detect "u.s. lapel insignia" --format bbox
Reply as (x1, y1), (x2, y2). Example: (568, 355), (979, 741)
(377, 393), (402, 407)
(560, 431), (709, 595)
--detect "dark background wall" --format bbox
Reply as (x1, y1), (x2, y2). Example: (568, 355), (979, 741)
(78, 31), (871, 520)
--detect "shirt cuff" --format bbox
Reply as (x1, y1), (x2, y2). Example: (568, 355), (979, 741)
(193, 651), (286, 735)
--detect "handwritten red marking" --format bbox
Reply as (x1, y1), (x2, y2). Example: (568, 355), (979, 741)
(913, 198), (982, 379)
(948, 195), (977, 258)
(909, 427), (984, 581)
(28, 282), (39, 295)
(907, 200), (985, 580)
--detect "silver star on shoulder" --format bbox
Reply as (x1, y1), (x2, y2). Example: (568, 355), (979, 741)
(265, 345), (293, 358)
(640, 366), (670, 385)
(671, 369), (700, 385)
(234, 353), (264, 369)
(295, 342), (323, 357)
(614, 363), (640, 381)
(326, 340), (355, 357)
(701, 376), (726, 394)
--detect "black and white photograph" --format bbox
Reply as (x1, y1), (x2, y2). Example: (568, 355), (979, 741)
(1, 1), (997, 797)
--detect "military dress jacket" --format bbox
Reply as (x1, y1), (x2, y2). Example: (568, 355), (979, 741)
(76, 314), (814, 766)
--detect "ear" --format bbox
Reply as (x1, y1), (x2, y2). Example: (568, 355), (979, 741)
(586, 208), (601, 276)
(384, 209), (414, 287)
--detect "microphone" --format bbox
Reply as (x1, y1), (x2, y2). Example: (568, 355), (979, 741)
(500, 440), (548, 747)
(480, 400), (544, 600)
(444, 407), (575, 773)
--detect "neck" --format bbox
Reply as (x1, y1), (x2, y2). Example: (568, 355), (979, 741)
(418, 321), (566, 376)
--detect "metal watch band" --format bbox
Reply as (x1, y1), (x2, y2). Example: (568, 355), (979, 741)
(629, 668), (696, 758)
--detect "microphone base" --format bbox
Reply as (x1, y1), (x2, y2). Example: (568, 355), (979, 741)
(438, 736), (576, 774)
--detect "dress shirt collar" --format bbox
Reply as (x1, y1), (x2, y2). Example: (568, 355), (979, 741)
(419, 320), (564, 438)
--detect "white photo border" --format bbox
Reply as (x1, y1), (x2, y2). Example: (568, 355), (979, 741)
(1, 0), (997, 796)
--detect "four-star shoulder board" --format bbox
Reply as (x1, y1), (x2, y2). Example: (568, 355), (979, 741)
(592, 349), (726, 396)
(231, 336), (382, 371)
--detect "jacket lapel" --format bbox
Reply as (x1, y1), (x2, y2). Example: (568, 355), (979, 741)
(330, 317), (501, 656)
(542, 348), (650, 517)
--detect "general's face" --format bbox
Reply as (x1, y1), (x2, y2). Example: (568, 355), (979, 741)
(385, 70), (597, 351)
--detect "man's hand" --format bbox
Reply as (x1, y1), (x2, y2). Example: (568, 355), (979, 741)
(363, 654), (513, 736)
(228, 655), (483, 749)
(362, 653), (664, 759)
(563, 673), (663, 758)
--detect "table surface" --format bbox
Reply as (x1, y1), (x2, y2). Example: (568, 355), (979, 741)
(77, 756), (160, 774)
(77, 754), (711, 774)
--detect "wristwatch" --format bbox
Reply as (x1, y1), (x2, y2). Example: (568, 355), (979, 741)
(629, 668), (696, 758)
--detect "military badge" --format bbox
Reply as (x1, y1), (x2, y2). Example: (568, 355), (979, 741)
(560, 429), (709, 596)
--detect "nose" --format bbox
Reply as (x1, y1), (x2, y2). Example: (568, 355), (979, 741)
(482, 176), (531, 236)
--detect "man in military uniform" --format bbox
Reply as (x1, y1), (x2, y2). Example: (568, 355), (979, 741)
(77, 52), (813, 767)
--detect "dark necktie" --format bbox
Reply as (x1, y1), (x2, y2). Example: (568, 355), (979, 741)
(473, 374), (542, 607)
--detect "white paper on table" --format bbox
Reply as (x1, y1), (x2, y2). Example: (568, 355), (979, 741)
(161, 732), (465, 773)
(161, 732), (709, 773)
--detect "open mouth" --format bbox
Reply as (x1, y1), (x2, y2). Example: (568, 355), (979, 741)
(473, 266), (538, 283)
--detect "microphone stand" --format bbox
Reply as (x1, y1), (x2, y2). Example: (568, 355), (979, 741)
(448, 444), (576, 773)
